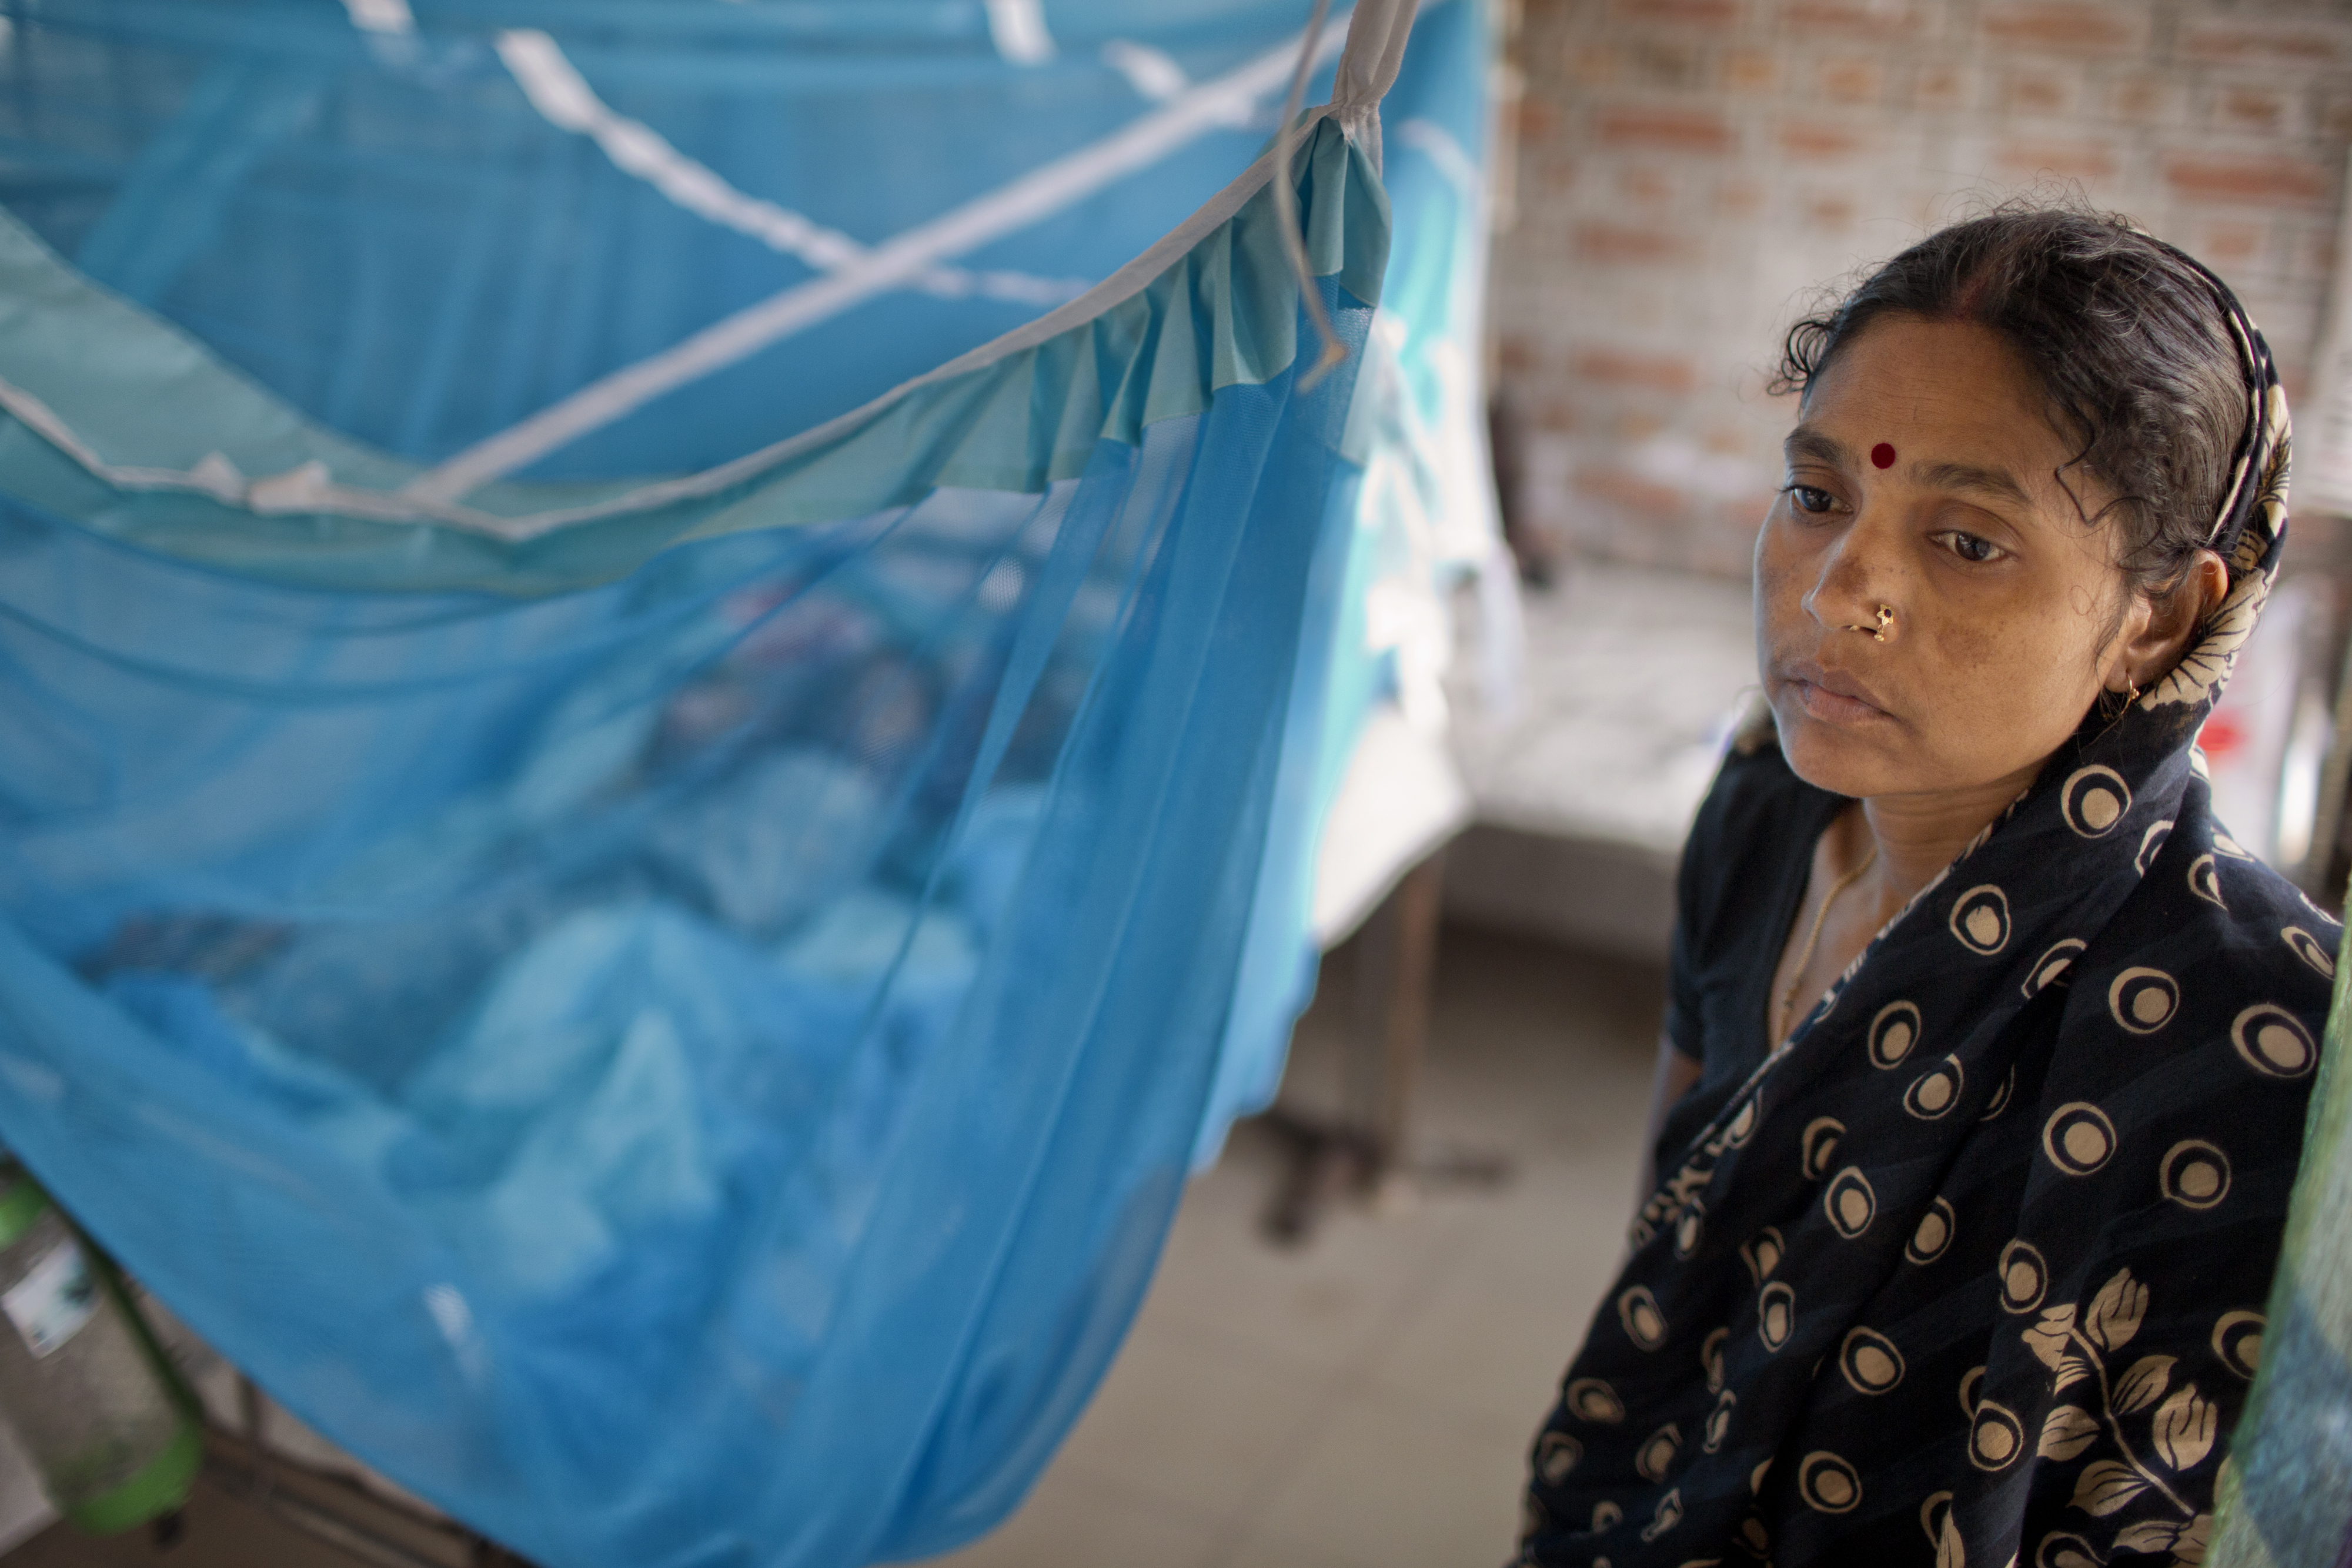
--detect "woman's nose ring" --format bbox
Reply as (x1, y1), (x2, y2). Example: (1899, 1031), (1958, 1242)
(1844, 604), (1895, 642)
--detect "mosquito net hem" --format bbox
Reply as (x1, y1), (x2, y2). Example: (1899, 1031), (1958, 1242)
(0, 117), (1388, 598)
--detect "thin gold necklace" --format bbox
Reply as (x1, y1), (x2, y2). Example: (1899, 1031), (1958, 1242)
(1775, 840), (1880, 1044)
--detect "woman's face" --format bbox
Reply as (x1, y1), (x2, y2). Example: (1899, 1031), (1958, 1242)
(1755, 313), (2142, 803)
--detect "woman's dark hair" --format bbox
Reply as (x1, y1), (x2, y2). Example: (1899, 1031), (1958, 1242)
(1770, 205), (2249, 600)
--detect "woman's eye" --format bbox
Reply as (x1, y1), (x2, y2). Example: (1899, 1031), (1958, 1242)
(1941, 531), (2003, 564)
(1786, 485), (1836, 515)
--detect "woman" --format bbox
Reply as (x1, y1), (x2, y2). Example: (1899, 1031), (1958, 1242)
(1518, 208), (2336, 1567)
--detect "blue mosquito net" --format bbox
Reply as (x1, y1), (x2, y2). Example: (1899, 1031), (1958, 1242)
(0, 0), (1496, 1563)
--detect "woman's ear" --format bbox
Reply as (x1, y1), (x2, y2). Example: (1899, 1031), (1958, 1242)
(2116, 549), (2229, 690)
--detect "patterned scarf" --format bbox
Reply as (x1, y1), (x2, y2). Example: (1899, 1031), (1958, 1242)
(1520, 266), (2336, 1567)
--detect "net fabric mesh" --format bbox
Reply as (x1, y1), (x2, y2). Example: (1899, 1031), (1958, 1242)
(0, 2), (1491, 1563)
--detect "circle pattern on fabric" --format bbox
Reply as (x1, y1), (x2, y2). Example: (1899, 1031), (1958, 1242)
(2060, 765), (2131, 837)
(1980, 1064), (2015, 1122)
(1968, 1400), (2026, 1470)
(1758, 1282), (1796, 1351)
(1800, 1117), (1845, 1179)
(1997, 1240), (2047, 1313)
(2023, 938), (2087, 998)
(1634, 1422), (1681, 1482)
(1675, 1203), (1704, 1257)
(1823, 1166), (1876, 1238)
(1619, 1285), (1667, 1349)
(2137, 820), (2174, 874)
(2214, 831), (2254, 860)
(1703, 1389), (1736, 1453)
(1949, 884), (2012, 954)
(2213, 1310), (2264, 1379)
(2107, 967), (2180, 1034)
(1536, 1430), (1581, 1485)
(1868, 1001), (1922, 1068)
(1723, 1096), (1760, 1147)
(1702, 1326), (1730, 1393)
(2160, 1139), (2231, 1209)
(2233, 1004), (2317, 1078)
(2284, 925), (2336, 979)
(1903, 1055), (1966, 1119)
(1750, 1458), (1772, 1496)
(2043, 1102), (2117, 1175)
(1591, 1500), (1622, 1533)
(1738, 1514), (1770, 1556)
(1798, 1451), (1862, 1514)
(1740, 1227), (1784, 1285)
(1907, 1198), (1955, 1264)
(1957, 1365), (1985, 1418)
(2189, 852), (2226, 908)
(1565, 1377), (1625, 1423)
(1839, 1326), (1905, 1394)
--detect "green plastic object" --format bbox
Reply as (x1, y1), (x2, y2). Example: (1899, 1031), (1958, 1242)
(0, 1168), (199, 1534)
(0, 1175), (47, 1252)
(59, 1420), (200, 1536)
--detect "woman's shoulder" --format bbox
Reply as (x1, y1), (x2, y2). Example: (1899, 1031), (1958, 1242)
(1685, 713), (1838, 870)
(1677, 714), (1840, 940)
(2082, 803), (2340, 1036)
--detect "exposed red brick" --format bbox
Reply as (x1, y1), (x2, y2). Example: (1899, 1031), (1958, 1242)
(1716, 179), (1768, 216)
(1496, 336), (1539, 376)
(1816, 56), (1884, 103)
(1571, 346), (1700, 392)
(2214, 85), (2292, 136)
(1619, 163), (1678, 203)
(2179, 21), (2344, 63)
(1529, 397), (1579, 434)
(1525, 152), (1579, 196)
(1592, 103), (1738, 154)
(1612, 0), (1743, 26)
(1806, 194), (1859, 229)
(2104, 74), (2177, 124)
(1913, 61), (1975, 111)
(2195, 221), (2267, 273)
(1628, 38), (1710, 89)
(1563, 42), (1625, 86)
(1575, 464), (1688, 519)
(1783, 0), (1927, 38)
(1514, 99), (1561, 141)
(2164, 155), (2331, 207)
(1980, 3), (2144, 56)
(1573, 221), (1697, 263)
(2002, 66), (2080, 117)
(1723, 49), (1779, 93)
(1779, 119), (1865, 158)
(2323, 92), (2352, 140)
(1995, 139), (2119, 180)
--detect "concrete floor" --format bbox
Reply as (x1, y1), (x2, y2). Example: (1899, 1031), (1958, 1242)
(3, 926), (1662, 1568)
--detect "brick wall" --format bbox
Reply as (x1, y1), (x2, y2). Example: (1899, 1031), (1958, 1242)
(1489, 0), (2352, 577)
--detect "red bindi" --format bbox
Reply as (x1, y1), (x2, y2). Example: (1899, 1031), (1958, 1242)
(1870, 442), (1897, 469)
